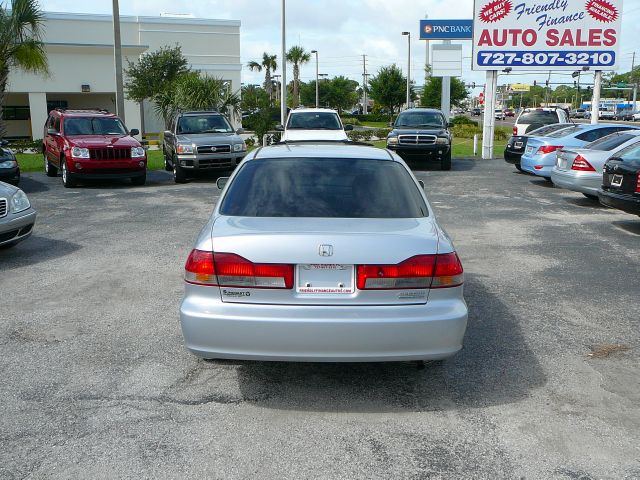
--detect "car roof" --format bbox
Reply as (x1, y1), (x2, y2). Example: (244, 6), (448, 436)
(399, 108), (443, 114)
(251, 143), (395, 161)
(289, 108), (339, 114)
(179, 111), (222, 116)
(55, 110), (117, 118)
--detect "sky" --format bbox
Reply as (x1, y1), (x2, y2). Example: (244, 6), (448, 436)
(40, 0), (640, 96)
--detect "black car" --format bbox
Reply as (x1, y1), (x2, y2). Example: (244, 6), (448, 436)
(0, 140), (20, 185)
(385, 108), (452, 170)
(471, 108), (482, 116)
(599, 143), (640, 216)
(504, 123), (574, 171)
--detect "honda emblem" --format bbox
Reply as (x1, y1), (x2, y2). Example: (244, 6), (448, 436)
(318, 244), (333, 257)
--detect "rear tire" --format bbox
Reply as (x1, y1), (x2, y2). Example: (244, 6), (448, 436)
(44, 154), (58, 177)
(545, 176), (553, 184)
(515, 164), (523, 172)
(61, 160), (77, 188)
(582, 193), (598, 200)
(173, 162), (188, 183)
(164, 150), (172, 172)
(440, 152), (452, 171)
(131, 173), (146, 186)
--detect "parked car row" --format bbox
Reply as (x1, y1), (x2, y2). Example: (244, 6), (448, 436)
(505, 123), (640, 217)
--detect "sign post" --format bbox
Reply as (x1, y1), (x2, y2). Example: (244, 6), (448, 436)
(472, 0), (623, 158)
(591, 71), (602, 124)
(482, 71), (497, 159)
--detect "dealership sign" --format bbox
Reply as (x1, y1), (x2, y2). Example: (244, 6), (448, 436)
(420, 19), (473, 40)
(472, 0), (623, 70)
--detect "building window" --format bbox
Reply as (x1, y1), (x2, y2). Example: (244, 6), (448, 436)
(47, 100), (68, 112)
(2, 106), (30, 120)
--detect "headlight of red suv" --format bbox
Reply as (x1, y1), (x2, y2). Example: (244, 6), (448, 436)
(131, 147), (145, 158)
(71, 147), (90, 158)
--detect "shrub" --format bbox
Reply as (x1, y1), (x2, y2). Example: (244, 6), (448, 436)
(8, 139), (42, 153)
(340, 116), (361, 126)
(374, 128), (391, 139)
(451, 124), (482, 139)
(450, 116), (478, 127)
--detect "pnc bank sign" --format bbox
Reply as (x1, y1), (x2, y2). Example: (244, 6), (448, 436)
(420, 19), (474, 40)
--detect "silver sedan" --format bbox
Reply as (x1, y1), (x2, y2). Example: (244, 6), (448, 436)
(0, 181), (36, 248)
(179, 143), (467, 362)
(552, 131), (640, 199)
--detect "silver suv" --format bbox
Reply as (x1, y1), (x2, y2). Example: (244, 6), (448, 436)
(163, 111), (247, 183)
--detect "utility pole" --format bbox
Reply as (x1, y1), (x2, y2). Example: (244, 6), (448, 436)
(402, 32), (411, 109)
(311, 50), (319, 107)
(112, 0), (125, 122)
(362, 54), (368, 114)
(280, 0), (287, 126)
(632, 52), (637, 110)
(424, 14), (430, 83)
(591, 71), (602, 125)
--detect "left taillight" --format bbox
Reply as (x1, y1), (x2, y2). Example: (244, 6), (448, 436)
(636, 172), (640, 193)
(356, 253), (463, 290)
(184, 250), (293, 289)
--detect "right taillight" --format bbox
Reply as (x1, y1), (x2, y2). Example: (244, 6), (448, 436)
(184, 250), (294, 289)
(356, 253), (463, 290)
(571, 155), (596, 172)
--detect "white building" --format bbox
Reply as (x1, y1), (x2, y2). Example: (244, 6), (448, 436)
(5, 11), (241, 139)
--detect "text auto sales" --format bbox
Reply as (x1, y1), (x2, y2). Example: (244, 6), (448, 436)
(478, 0), (617, 47)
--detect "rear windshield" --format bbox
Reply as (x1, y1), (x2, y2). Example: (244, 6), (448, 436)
(64, 117), (127, 136)
(220, 158), (428, 218)
(528, 123), (573, 136)
(518, 111), (559, 124)
(287, 112), (342, 130)
(586, 133), (637, 151)
(545, 125), (582, 138)
(177, 115), (232, 134)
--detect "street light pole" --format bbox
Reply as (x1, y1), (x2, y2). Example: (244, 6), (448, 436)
(402, 32), (411, 109)
(280, 0), (287, 126)
(112, 0), (125, 122)
(311, 50), (319, 108)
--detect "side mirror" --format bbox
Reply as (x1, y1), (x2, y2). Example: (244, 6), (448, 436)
(216, 177), (229, 190)
(388, 122), (394, 127)
(130, 128), (139, 136)
(418, 180), (425, 189)
(164, 130), (173, 138)
(344, 124), (353, 131)
(236, 128), (245, 134)
(47, 128), (59, 136)
(275, 124), (285, 131)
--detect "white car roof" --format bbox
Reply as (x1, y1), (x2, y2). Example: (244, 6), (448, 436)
(289, 108), (339, 114)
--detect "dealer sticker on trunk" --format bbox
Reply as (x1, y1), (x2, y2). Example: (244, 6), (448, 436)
(297, 264), (354, 294)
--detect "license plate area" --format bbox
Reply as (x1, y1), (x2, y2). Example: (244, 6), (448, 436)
(514, 141), (523, 149)
(611, 174), (623, 187)
(296, 264), (354, 294)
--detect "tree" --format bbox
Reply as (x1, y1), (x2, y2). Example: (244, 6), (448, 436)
(154, 72), (240, 127)
(286, 45), (310, 108)
(247, 53), (277, 105)
(368, 65), (407, 117)
(124, 45), (189, 104)
(420, 76), (469, 109)
(241, 84), (269, 112)
(0, 0), (48, 137)
(299, 76), (359, 113)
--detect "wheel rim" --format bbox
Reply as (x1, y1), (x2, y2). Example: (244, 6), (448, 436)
(62, 162), (67, 183)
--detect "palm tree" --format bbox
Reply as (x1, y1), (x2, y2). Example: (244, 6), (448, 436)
(0, 0), (49, 136)
(286, 46), (310, 107)
(247, 53), (277, 105)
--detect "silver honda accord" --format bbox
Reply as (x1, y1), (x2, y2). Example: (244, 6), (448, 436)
(179, 143), (468, 362)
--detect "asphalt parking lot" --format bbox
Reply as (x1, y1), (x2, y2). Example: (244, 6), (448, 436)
(1, 159), (639, 479)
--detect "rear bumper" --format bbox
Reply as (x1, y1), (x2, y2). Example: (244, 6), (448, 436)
(550, 168), (600, 195)
(598, 190), (640, 215)
(0, 208), (36, 246)
(503, 150), (522, 165)
(520, 154), (554, 177)
(179, 286), (468, 362)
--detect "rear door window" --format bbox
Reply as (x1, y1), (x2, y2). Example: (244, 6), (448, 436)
(576, 127), (619, 143)
(220, 158), (428, 218)
(518, 111), (559, 124)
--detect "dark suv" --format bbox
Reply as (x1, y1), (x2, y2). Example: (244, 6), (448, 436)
(162, 111), (247, 183)
(385, 108), (452, 170)
(43, 109), (146, 188)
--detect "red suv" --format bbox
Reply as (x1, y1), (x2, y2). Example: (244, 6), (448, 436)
(43, 109), (147, 187)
